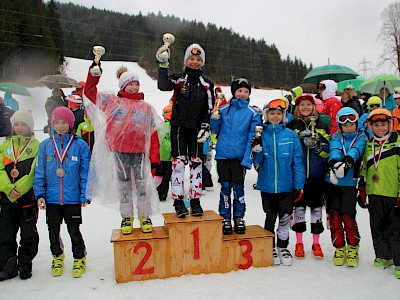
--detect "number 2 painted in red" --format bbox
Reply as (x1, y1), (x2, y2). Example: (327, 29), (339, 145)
(133, 242), (155, 274)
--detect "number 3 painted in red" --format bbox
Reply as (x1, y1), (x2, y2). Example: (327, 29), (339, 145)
(239, 240), (253, 270)
(133, 242), (155, 274)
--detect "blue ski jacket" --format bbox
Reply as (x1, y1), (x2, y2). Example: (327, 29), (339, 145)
(253, 123), (305, 193)
(34, 134), (91, 204)
(211, 98), (261, 169)
(325, 130), (367, 186)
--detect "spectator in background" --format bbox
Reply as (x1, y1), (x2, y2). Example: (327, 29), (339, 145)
(0, 97), (14, 142)
(44, 89), (67, 134)
(379, 87), (396, 113)
(4, 92), (19, 111)
(341, 85), (363, 116)
(65, 95), (84, 134)
(318, 80), (342, 136)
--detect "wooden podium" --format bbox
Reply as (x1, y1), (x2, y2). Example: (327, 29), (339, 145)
(110, 210), (274, 283)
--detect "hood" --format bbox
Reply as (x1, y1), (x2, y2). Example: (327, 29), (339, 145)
(321, 80), (337, 100)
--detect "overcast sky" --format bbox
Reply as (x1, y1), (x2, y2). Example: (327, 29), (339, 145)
(57, 0), (397, 78)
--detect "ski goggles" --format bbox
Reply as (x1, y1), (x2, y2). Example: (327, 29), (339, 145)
(367, 114), (391, 123)
(337, 113), (358, 124)
(368, 104), (381, 109)
(267, 99), (287, 110)
(317, 83), (326, 90)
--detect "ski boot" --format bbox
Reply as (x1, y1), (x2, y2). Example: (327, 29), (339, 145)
(394, 266), (400, 279)
(346, 245), (359, 267)
(190, 198), (203, 216)
(273, 248), (281, 266)
(139, 216), (153, 233)
(121, 217), (134, 235)
(72, 257), (86, 278)
(295, 243), (305, 259)
(373, 258), (394, 268)
(174, 199), (189, 218)
(51, 253), (65, 277)
(278, 248), (293, 266)
(0, 256), (18, 281)
(333, 247), (346, 266)
(233, 217), (246, 234)
(312, 244), (324, 259)
(222, 219), (232, 235)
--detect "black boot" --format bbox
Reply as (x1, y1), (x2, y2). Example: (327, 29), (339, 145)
(190, 198), (203, 216)
(0, 256), (18, 281)
(234, 217), (246, 234)
(222, 219), (233, 235)
(173, 199), (189, 218)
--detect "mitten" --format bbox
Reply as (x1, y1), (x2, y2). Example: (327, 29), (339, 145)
(334, 155), (354, 178)
(156, 45), (170, 67)
(326, 159), (339, 173)
(357, 185), (368, 208)
(292, 189), (304, 203)
(197, 123), (210, 143)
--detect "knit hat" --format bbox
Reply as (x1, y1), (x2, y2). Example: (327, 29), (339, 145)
(295, 93), (315, 106)
(118, 71), (140, 91)
(231, 78), (251, 97)
(184, 43), (205, 66)
(10, 109), (34, 132)
(51, 107), (75, 129)
(393, 87), (400, 99)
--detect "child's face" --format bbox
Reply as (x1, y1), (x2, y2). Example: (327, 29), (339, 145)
(268, 110), (283, 124)
(13, 121), (30, 136)
(298, 100), (313, 117)
(234, 87), (250, 100)
(341, 122), (357, 133)
(124, 82), (140, 94)
(53, 120), (70, 135)
(186, 56), (203, 70)
(371, 121), (389, 138)
(395, 97), (400, 106)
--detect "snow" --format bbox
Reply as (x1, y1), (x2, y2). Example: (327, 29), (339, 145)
(1, 58), (398, 300)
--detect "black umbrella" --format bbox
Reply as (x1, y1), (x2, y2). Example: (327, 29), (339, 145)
(37, 74), (81, 89)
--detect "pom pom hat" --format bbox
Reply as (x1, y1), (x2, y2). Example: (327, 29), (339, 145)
(51, 107), (75, 129)
(10, 109), (34, 132)
(118, 72), (140, 91)
(184, 43), (205, 66)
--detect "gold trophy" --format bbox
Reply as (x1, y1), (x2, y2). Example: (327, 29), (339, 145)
(255, 126), (263, 138)
(158, 33), (175, 62)
(252, 125), (263, 149)
(309, 116), (317, 137)
(90, 45), (106, 77)
(212, 93), (224, 117)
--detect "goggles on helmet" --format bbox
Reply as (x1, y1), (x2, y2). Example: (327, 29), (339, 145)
(367, 114), (391, 123)
(267, 99), (287, 110)
(337, 113), (358, 124)
(368, 103), (381, 110)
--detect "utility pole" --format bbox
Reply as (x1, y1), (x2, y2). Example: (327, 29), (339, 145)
(358, 57), (373, 78)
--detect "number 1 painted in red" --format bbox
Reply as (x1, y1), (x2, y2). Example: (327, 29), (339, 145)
(191, 228), (200, 259)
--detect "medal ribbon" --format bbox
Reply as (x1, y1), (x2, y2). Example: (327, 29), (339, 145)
(341, 133), (359, 156)
(372, 139), (387, 171)
(52, 135), (74, 167)
(11, 136), (33, 166)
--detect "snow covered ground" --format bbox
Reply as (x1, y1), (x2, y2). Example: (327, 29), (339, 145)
(1, 58), (398, 300)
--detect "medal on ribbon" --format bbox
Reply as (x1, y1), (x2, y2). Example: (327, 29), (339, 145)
(52, 135), (74, 178)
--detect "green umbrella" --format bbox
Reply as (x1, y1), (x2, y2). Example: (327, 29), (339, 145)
(358, 74), (400, 95)
(303, 64), (359, 84)
(337, 76), (365, 92)
(0, 82), (31, 96)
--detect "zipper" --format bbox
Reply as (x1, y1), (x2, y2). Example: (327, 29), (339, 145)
(273, 125), (277, 193)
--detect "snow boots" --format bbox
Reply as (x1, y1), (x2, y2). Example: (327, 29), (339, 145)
(373, 258), (393, 268)
(233, 217), (246, 234)
(51, 253), (65, 277)
(346, 245), (359, 267)
(139, 216), (153, 233)
(295, 243), (305, 258)
(174, 199), (189, 218)
(72, 257), (86, 278)
(277, 248), (293, 266)
(121, 217), (134, 235)
(190, 198), (203, 216)
(312, 244), (324, 259)
(0, 256), (18, 281)
(333, 247), (346, 266)
(394, 266), (400, 279)
(273, 248), (281, 266)
(222, 219), (233, 235)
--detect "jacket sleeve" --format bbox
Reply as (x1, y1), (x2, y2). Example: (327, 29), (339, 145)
(150, 132), (161, 164)
(241, 112), (261, 169)
(9, 157), (37, 203)
(347, 132), (368, 162)
(79, 141), (91, 203)
(33, 142), (47, 199)
(157, 67), (175, 91)
(328, 101), (342, 136)
(328, 133), (344, 162)
(210, 115), (222, 135)
(292, 133), (306, 190)
(84, 69), (101, 104)
(0, 144), (15, 197)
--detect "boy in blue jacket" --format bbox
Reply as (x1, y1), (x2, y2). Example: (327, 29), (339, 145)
(252, 98), (305, 266)
(325, 107), (367, 267)
(34, 107), (91, 278)
(210, 78), (260, 234)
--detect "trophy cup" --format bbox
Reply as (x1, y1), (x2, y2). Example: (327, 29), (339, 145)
(255, 126), (263, 138)
(309, 116), (317, 137)
(212, 93), (224, 117)
(158, 33), (175, 62)
(252, 126), (263, 148)
(90, 45), (106, 77)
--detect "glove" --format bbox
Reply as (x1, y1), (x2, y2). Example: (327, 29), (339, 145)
(357, 186), (368, 208)
(292, 189), (304, 203)
(211, 112), (220, 120)
(90, 59), (101, 68)
(156, 45), (170, 67)
(326, 159), (339, 173)
(37, 197), (46, 210)
(334, 156), (354, 178)
(197, 123), (210, 143)
(251, 135), (263, 152)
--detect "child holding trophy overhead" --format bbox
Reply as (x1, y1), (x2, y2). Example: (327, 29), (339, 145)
(286, 93), (330, 259)
(156, 34), (215, 218)
(34, 107), (91, 278)
(84, 46), (164, 235)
